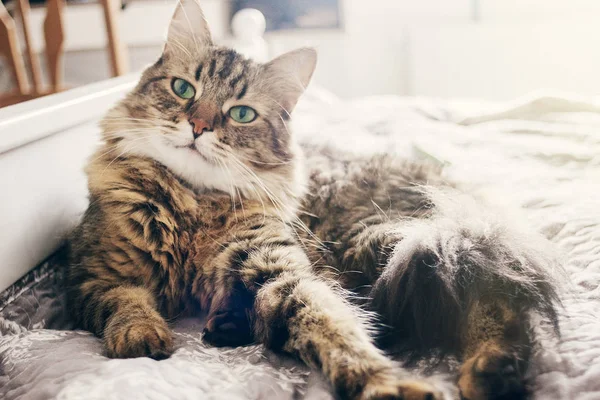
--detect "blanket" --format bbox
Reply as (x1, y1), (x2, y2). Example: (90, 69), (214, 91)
(1, 89), (599, 399)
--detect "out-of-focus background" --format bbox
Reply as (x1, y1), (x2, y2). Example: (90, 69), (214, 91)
(1, 0), (600, 106)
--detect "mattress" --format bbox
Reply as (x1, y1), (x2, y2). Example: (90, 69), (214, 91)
(1, 88), (599, 399)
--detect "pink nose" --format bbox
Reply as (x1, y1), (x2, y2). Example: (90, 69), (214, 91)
(189, 118), (211, 138)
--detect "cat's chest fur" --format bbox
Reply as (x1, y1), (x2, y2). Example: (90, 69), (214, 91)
(81, 153), (272, 316)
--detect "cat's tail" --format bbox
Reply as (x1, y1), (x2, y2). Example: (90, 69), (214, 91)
(370, 186), (564, 357)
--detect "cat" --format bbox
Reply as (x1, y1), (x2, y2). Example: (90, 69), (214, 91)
(66, 1), (561, 399)
(300, 151), (562, 399)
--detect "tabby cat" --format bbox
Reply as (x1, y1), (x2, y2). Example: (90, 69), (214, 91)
(67, 1), (561, 399)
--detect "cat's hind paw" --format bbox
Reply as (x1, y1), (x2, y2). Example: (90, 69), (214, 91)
(458, 342), (527, 400)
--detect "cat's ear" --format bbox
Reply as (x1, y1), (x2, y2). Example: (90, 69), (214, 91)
(264, 48), (317, 113)
(165, 0), (213, 54)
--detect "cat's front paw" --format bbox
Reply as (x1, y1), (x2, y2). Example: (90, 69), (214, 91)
(458, 342), (526, 400)
(202, 309), (254, 347)
(104, 315), (174, 360)
(360, 370), (443, 400)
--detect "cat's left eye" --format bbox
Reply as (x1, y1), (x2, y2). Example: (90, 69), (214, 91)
(229, 106), (257, 123)
(171, 78), (195, 99)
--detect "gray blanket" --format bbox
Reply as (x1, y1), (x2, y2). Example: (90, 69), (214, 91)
(2, 90), (599, 399)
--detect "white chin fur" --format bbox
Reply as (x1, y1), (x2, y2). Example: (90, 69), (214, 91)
(115, 129), (305, 216)
(120, 130), (242, 195)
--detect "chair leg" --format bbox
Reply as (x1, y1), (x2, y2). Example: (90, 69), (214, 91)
(0, 0), (28, 93)
(44, 0), (66, 92)
(16, 0), (43, 93)
(100, 0), (129, 77)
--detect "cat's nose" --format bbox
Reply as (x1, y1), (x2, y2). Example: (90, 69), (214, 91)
(189, 118), (212, 139)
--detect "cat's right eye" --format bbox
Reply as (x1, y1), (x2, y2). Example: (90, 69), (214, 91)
(171, 78), (196, 99)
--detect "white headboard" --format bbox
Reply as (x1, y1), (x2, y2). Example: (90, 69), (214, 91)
(0, 75), (137, 293)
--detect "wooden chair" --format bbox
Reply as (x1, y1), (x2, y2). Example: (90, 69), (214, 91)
(0, 0), (128, 107)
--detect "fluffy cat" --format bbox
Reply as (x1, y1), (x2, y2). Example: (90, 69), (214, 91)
(67, 1), (561, 399)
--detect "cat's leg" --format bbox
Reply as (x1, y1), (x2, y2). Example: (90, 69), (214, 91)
(369, 189), (560, 399)
(75, 284), (174, 359)
(253, 269), (442, 400)
(201, 222), (443, 400)
(302, 153), (560, 398)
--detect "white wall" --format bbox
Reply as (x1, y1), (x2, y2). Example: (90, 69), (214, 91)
(409, 18), (600, 100)
(480, 0), (600, 20)
(20, 0), (229, 51)
(17, 0), (600, 100)
(264, 0), (471, 97)
(266, 0), (600, 100)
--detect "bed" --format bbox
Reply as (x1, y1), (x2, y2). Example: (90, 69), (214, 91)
(0, 77), (599, 399)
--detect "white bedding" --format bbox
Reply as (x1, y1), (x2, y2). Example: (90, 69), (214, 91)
(1, 88), (599, 399)
(294, 90), (600, 399)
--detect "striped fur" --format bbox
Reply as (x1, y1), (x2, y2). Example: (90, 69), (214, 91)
(67, 1), (443, 399)
(301, 149), (561, 400)
(68, 150), (442, 399)
(67, 2), (561, 399)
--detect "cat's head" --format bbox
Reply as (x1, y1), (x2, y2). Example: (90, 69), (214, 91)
(102, 0), (316, 205)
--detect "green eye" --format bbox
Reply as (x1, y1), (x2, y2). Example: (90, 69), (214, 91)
(229, 106), (257, 123)
(171, 78), (195, 99)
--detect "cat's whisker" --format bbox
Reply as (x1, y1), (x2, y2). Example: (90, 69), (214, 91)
(95, 132), (161, 153)
(225, 151), (326, 252)
(87, 134), (155, 164)
(259, 95), (295, 139)
(102, 125), (166, 132)
(88, 145), (123, 164)
(225, 161), (249, 221)
(225, 159), (268, 226)
(370, 199), (391, 222)
(210, 149), (257, 205)
(102, 125), (174, 134)
(98, 135), (156, 177)
(102, 126), (171, 134)
(227, 155), (288, 218)
(103, 117), (170, 124)
(230, 159), (307, 228)
(264, 95), (293, 122)
(214, 155), (242, 221)
(244, 179), (268, 226)
(213, 146), (291, 167)
(234, 168), (294, 226)
(102, 128), (164, 138)
(221, 162), (241, 219)
(102, 119), (172, 127)
(232, 152), (292, 166)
